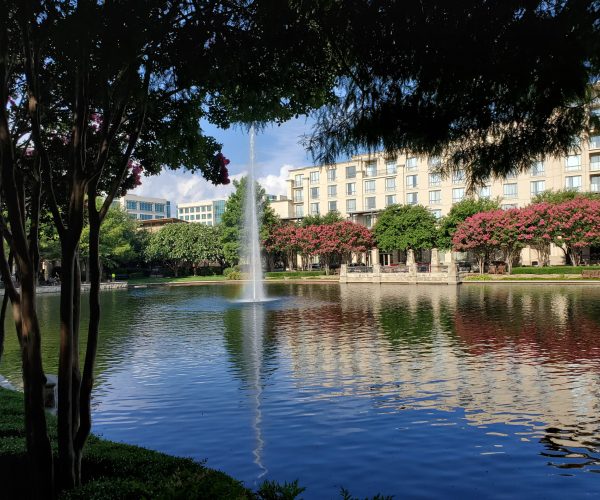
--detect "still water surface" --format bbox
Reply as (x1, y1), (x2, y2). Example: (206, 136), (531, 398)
(2, 283), (600, 498)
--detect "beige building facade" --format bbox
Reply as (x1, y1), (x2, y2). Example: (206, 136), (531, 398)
(282, 130), (600, 265)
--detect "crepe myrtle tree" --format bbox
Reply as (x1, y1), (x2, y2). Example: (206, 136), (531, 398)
(545, 198), (600, 266)
(0, 1), (336, 494)
(452, 211), (502, 275)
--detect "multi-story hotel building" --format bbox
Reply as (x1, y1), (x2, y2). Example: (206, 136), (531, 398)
(177, 199), (227, 225)
(117, 194), (171, 220)
(281, 127), (600, 265)
(285, 131), (600, 228)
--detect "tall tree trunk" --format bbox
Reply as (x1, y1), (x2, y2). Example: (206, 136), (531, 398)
(58, 240), (76, 490)
(21, 267), (54, 499)
(74, 209), (101, 480)
(71, 254), (82, 484)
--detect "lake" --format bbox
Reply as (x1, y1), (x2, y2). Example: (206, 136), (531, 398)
(1, 283), (600, 498)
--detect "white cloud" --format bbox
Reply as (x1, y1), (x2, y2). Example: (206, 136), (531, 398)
(132, 117), (313, 207)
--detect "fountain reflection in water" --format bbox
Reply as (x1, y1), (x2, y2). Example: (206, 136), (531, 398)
(241, 124), (266, 303)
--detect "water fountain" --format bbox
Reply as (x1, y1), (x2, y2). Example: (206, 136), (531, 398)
(241, 124), (266, 302)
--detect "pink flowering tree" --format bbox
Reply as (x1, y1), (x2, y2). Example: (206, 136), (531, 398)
(546, 199), (600, 265)
(489, 208), (527, 273)
(452, 211), (502, 274)
(264, 223), (302, 270)
(515, 203), (553, 266)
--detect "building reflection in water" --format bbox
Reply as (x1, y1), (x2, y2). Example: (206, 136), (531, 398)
(262, 284), (600, 469)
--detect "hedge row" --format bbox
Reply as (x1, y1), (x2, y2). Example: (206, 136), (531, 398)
(511, 265), (600, 275)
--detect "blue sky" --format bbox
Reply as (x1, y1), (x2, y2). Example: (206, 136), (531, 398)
(134, 116), (318, 206)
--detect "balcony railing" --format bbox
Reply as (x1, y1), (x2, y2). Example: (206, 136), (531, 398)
(293, 181), (303, 188)
(347, 265), (373, 273)
(364, 168), (398, 177)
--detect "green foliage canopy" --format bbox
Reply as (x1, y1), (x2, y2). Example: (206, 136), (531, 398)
(531, 189), (600, 204)
(300, 211), (344, 227)
(307, 1), (600, 185)
(80, 207), (140, 269)
(220, 177), (279, 265)
(373, 205), (439, 252)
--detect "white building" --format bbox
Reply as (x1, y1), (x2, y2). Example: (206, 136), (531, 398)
(177, 199), (227, 225)
(116, 194), (171, 220)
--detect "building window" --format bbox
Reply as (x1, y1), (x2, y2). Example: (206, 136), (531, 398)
(139, 201), (153, 211)
(501, 204), (518, 210)
(406, 175), (418, 188)
(184, 215), (190, 221)
(346, 199), (356, 212)
(452, 170), (465, 184)
(452, 187), (465, 203)
(327, 168), (337, 182)
(328, 201), (337, 212)
(365, 161), (377, 177)
(503, 183), (518, 198)
(385, 160), (397, 175)
(327, 185), (337, 198)
(126, 200), (138, 210)
(565, 175), (582, 191)
(530, 161), (545, 176)
(385, 194), (396, 206)
(155, 215), (164, 220)
(310, 202), (320, 215)
(128, 213), (138, 220)
(565, 154), (581, 171)
(184, 207), (190, 214)
(294, 191), (303, 203)
(207, 213), (212, 219)
(591, 175), (600, 193)
(530, 180), (545, 196)
(406, 157), (418, 170)
(505, 170), (518, 179)
(294, 174), (303, 188)
(346, 182), (356, 195)
(479, 185), (491, 198)
(154, 203), (165, 213)
(310, 171), (320, 184)
(590, 135), (600, 149)
(364, 180), (376, 193)
(201, 214), (206, 220)
(310, 187), (319, 199)
(428, 173), (441, 187)
(365, 197), (376, 210)
(295, 205), (304, 218)
(406, 192), (418, 205)
(431, 209), (442, 219)
(385, 177), (396, 191)
(365, 215), (373, 228)
(428, 156), (441, 169)
(590, 154), (600, 171)
(346, 165), (356, 178)
(429, 190), (441, 205)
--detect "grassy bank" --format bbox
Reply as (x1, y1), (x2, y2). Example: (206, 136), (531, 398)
(127, 271), (336, 285)
(127, 275), (228, 285)
(0, 387), (251, 499)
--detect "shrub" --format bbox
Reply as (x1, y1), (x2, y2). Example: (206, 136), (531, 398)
(511, 265), (600, 275)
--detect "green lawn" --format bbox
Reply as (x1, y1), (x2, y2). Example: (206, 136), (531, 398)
(127, 275), (227, 285)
